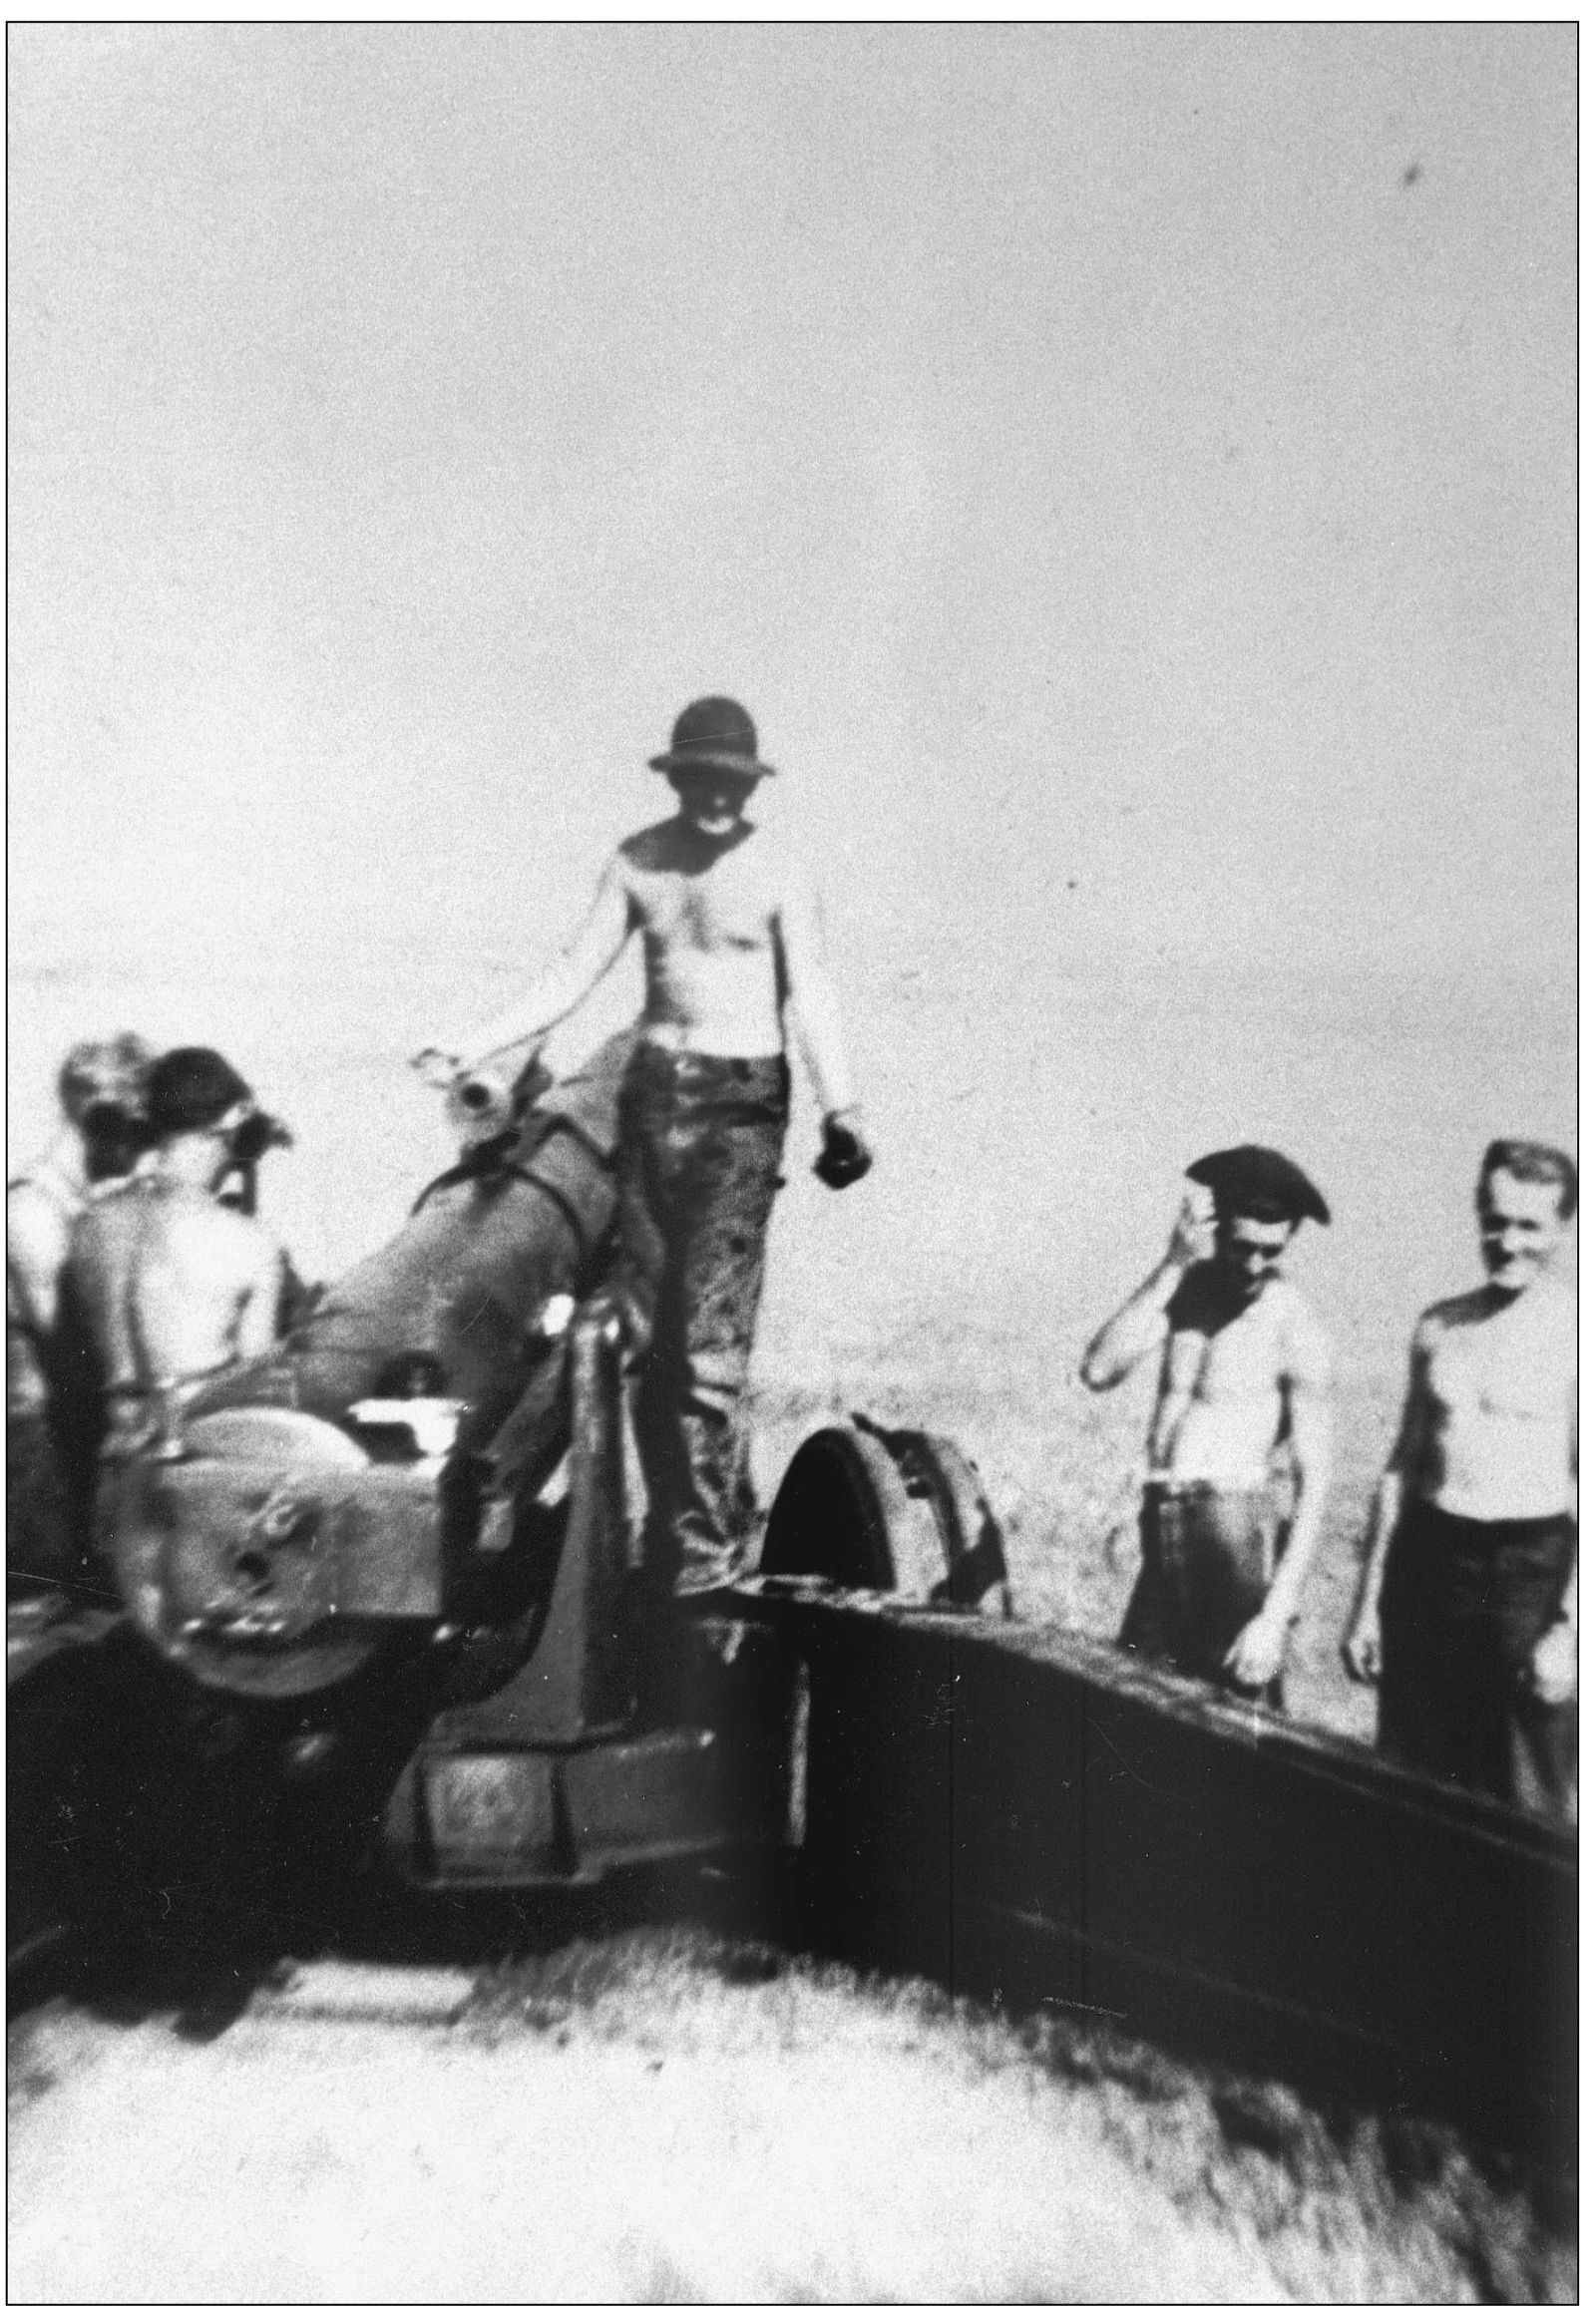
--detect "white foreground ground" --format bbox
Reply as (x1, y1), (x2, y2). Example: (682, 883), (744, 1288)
(8, 1973), (1275, 2305)
(8, 1935), (1567, 2305)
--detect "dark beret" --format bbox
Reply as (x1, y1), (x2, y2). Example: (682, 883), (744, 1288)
(1185, 1144), (1330, 1227)
(147, 1046), (253, 1138)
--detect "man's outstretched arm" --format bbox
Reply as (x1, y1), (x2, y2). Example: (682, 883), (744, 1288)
(774, 864), (859, 1120)
(1079, 1194), (1212, 1390)
(420, 862), (633, 1074)
(774, 864), (871, 1187)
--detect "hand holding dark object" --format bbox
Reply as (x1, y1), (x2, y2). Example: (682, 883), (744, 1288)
(216, 1109), (294, 1216)
(814, 1107), (873, 1191)
(226, 1107), (293, 1167)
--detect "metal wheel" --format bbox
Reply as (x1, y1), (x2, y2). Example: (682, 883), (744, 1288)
(912, 1433), (1013, 1616)
(110, 1407), (392, 1700)
(759, 1420), (1009, 1609)
(759, 1425), (947, 1596)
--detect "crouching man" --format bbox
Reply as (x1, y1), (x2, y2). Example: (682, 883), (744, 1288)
(68, 1047), (289, 1470)
(1081, 1146), (1334, 1705)
(1343, 1139), (1576, 1821)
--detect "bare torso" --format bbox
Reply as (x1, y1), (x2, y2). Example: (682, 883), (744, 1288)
(1406, 1282), (1576, 1522)
(1150, 1268), (1324, 1483)
(618, 819), (788, 1057)
(445, 798), (857, 1121)
(69, 1177), (279, 1404)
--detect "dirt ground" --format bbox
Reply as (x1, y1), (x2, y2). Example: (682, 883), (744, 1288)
(7, 1932), (1573, 2305)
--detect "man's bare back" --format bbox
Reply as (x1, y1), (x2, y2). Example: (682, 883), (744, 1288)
(67, 1042), (287, 1434)
(72, 1177), (280, 1406)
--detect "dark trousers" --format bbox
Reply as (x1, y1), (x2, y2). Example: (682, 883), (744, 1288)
(1119, 1482), (1286, 1707)
(7, 1411), (76, 1588)
(1379, 1496), (1576, 1822)
(619, 1044), (788, 1594)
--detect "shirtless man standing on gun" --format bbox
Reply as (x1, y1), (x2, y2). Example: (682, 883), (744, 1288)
(417, 696), (871, 1599)
(1343, 1139), (1576, 1820)
(1080, 1145), (1334, 1705)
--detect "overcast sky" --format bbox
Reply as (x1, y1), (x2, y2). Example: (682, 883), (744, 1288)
(10, 25), (1574, 1029)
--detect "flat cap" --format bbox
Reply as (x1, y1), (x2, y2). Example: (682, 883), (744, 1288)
(1185, 1144), (1330, 1227)
(147, 1046), (253, 1138)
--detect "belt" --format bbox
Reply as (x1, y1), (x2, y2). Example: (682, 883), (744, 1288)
(636, 1041), (787, 1082)
(1145, 1474), (1268, 1497)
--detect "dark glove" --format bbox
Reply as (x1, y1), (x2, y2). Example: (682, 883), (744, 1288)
(814, 1109), (873, 1191)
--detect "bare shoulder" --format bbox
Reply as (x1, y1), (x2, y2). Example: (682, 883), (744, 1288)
(7, 1180), (71, 1272)
(1533, 1279), (1578, 1350)
(174, 1198), (277, 1279)
(763, 825), (821, 909)
(757, 815), (806, 876)
(220, 1204), (280, 1269)
(1276, 1281), (1333, 1377)
(68, 1181), (145, 1259)
(618, 819), (687, 877)
(1414, 1287), (1492, 1343)
(1539, 1278), (1577, 1325)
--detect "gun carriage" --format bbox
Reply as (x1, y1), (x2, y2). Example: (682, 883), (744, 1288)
(8, 1032), (1575, 2182)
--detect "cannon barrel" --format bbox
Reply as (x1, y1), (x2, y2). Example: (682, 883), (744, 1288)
(200, 1031), (634, 1434)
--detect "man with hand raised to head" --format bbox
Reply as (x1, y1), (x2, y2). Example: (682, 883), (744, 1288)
(417, 697), (871, 1600)
(1081, 1146), (1334, 1707)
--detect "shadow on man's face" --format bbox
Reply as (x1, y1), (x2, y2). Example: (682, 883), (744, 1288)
(1214, 1212), (1295, 1304)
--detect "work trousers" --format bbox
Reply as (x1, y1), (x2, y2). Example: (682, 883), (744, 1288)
(619, 1043), (788, 1595)
(1378, 1496), (1576, 1823)
(6, 1410), (76, 1589)
(1119, 1481), (1287, 1708)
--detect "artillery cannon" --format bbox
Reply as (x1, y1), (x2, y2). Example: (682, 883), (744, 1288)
(12, 1030), (1005, 1921)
